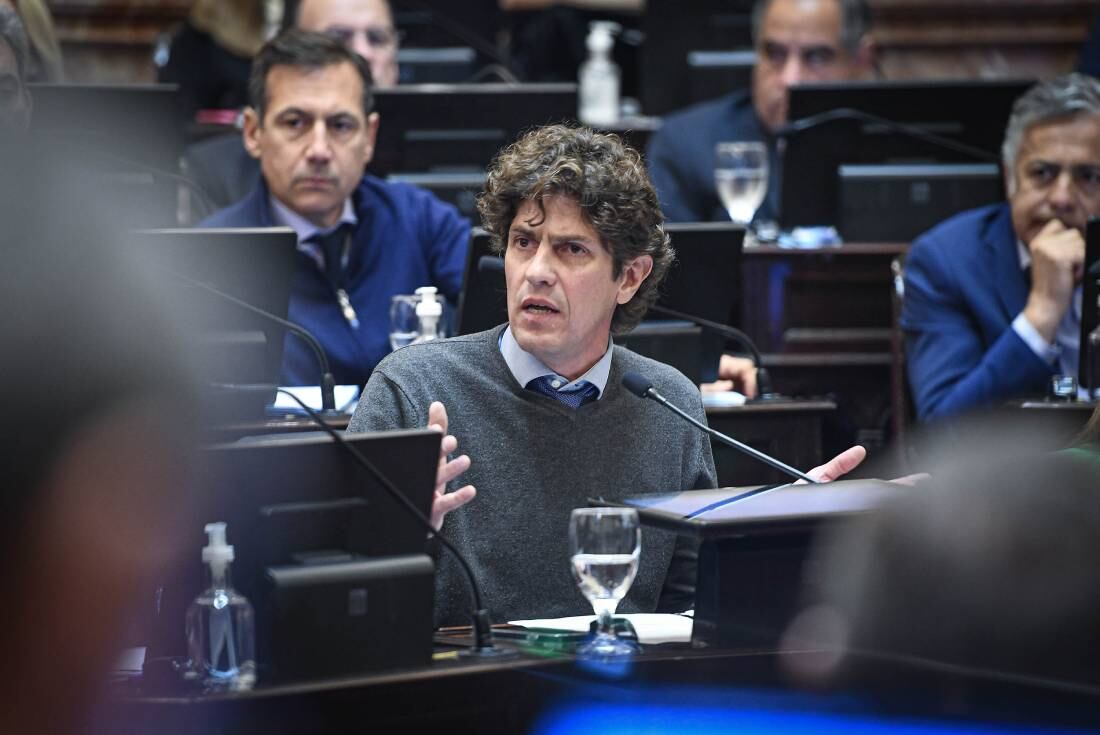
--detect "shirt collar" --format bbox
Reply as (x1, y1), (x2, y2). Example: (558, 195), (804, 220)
(499, 326), (613, 398)
(1017, 239), (1030, 271)
(268, 195), (357, 246)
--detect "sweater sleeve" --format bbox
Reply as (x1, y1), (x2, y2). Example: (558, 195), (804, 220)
(657, 379), (716, 612)
(348, 367), (424, 433)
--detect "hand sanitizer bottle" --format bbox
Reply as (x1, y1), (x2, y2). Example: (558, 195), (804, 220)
(185, 522), (256, 691)
(578, 21), (620, 127)
(412, 286), (443, 344)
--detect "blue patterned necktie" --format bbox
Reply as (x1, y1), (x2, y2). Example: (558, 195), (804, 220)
(526, 375), (599, 409)
(306, 222), (353, 286)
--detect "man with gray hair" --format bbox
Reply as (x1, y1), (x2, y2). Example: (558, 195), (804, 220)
(646, 0), (875, 226)
(0, 4), (32, 132)
(903, 73), (1100, 421)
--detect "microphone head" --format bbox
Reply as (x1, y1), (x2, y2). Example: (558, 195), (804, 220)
(621, 371), (653, 398)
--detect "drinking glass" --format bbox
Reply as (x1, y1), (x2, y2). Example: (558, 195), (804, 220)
(569, 507), (641, 657)
(389, 293), (449, 351)
(389, 294), (420, 351)
(714, 141), (769, 230)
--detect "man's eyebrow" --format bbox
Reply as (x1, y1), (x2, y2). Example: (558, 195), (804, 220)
(549, 233), (598, 245)
(509, 225), (537, 238)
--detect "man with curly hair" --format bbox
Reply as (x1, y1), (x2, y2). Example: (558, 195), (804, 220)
(349, 124), (863, 625)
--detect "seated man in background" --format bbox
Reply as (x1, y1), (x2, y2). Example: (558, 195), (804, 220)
(903, 73), (1100, 421)
(187, 0), (402, 212)
(201, 31), (468, 388)
(349, 124), (865, 626)
(0, 4), (32, 132)
(645, 0), (874, 225)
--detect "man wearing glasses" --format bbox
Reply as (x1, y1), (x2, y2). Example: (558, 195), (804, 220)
(292, 0), (401, 88)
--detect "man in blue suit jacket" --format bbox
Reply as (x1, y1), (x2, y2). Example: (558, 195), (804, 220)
(200, 30), (468, 388)
(646, 0), (874, 225)
(903, 74), (1100, 421)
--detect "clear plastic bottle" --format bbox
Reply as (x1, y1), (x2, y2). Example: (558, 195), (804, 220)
(411, 285), (443, 344)
(185, 522), (256, 691)
(578, 21), (620, 127)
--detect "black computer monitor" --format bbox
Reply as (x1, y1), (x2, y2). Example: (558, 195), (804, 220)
(780, 79), (1032, 232)
(126, 228), (299, 419)
(150, 429), (440, 671)
(1079, 217), (1100, 392)
(369, 83), (578, 176)
(631, 222), (746, 382)
(28, 83), (184, 228)
(456, 228), (507, 335)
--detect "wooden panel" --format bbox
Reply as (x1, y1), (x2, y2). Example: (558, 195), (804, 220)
(870, 0), (1094, 80)
(49, 0), (191, 83)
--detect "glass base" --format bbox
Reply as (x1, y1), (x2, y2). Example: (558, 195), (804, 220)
(575, 631), (641, 658)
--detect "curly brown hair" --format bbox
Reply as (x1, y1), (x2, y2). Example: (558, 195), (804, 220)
(477, 124), (674, 335)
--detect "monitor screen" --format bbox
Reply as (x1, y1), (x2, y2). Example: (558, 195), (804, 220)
(369, 83), (578, 176)
(780, 79), (1032, 230)
(125, 228), (299, 418)
(149, 429), (440, 661)
(28, 83), (184, 228)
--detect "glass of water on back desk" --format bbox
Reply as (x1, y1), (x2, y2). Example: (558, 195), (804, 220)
(569, 507), (642, 657)
(714, 141), (769, 245)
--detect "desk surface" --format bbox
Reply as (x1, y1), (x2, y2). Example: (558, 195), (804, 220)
(109, 640), (1100, 734)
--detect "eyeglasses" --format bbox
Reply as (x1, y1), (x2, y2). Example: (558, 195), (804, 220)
(324, 26), (403, 51)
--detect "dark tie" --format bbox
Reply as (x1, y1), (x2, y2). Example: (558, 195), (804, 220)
(307, 223), (352, 286)
(526, 375), (599, 409)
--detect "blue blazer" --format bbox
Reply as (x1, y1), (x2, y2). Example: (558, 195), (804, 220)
(902, 202), (1053, 421)
(200, 175), (469, 387)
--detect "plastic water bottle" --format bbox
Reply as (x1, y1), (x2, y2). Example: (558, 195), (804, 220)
(578, 21), (620, 127)
(185, 522), (256, 691)
(411, 286), (443, 344)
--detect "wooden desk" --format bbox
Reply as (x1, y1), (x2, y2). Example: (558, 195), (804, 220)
(740, 243), (908, 453)
(107, 641), (1100, 734)
(706, 399), (836, 486)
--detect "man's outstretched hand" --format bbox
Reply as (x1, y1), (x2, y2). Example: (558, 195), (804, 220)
(427, 401), (475, 530)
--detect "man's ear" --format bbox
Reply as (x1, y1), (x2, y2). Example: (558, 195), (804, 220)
(362, 111), (380, 168)
(242, 107), (263, 160)
(854, 36), (877, 78)
(616, 254), (655, 305)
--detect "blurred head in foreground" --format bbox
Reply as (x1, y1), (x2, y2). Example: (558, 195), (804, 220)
(0, 147), (195, 732)
(787, 425), (1100, 689)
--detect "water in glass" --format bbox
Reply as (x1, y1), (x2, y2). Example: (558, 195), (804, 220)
(714, 142), (769, 226)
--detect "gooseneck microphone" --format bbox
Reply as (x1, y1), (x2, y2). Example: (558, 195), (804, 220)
(276, 389), (508, 658)
(170, 272), (339, 414)
(622, 371), (818, 484)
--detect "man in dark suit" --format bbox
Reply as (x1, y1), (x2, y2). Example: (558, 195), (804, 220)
(200, 31), (468, 388)
(903, 74), (1100, 421)
(645, 0), (874, 225)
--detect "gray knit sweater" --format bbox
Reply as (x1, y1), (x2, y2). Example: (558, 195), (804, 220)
(348, 326), (717, 626)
